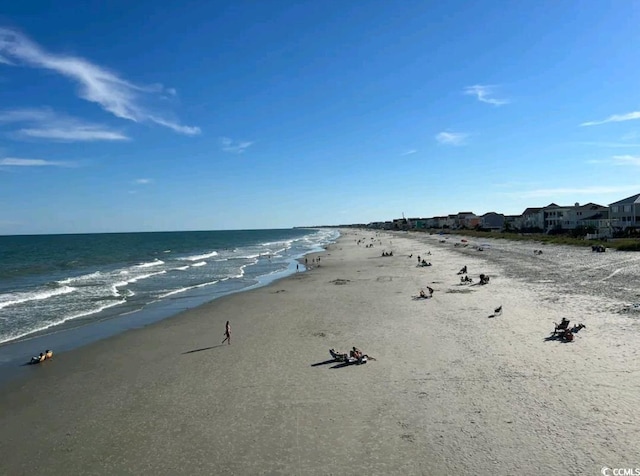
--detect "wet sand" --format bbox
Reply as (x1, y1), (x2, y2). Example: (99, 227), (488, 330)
(0, 229), (638, 475)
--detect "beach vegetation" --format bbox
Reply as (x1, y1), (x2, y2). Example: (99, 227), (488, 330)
(411, 228), (640, 251)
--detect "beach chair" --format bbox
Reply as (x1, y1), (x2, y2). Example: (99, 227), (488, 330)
(553, 319), (570, 335)
(329, 349), (348, 362)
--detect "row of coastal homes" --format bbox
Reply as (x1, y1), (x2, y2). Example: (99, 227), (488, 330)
(366, 193), (640, 238)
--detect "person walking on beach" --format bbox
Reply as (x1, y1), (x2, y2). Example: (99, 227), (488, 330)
(222, 320), (231, 345)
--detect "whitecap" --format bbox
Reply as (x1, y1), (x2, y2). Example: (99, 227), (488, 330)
(0, 285), (77, 310)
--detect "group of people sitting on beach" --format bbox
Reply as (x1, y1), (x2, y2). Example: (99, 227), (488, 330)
(381, 251), (393, 257)
(533, 249), (543, 255)
(330, 347), (376, 364)
(551, 318), (586, 342)
(30, 349), (53, 364)
(478, 274), (490, 285)
(460, 275), (474, 284)
(417, 260), (431, 267)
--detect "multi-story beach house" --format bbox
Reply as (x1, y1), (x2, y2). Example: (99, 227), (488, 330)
(565, 203), (608, 230)
(543, 203), (576, 231)
(480, 212), (505, 231)
(454, 212), (477, 229)
(517, 207), (544, 231)
(609, 193), (640, 230)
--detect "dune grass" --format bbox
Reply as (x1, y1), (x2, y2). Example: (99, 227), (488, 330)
(410, 229), (640, 251)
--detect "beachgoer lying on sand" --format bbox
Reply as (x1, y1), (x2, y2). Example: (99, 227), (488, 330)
(350, 347), (377, 362)
(419, 289), (427, 298)
(571, 323), (586, 333)
(30, 353), (46, 364)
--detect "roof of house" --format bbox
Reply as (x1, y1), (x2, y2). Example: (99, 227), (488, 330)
(579, 212), (608, 221)
(609, 193), (640, 206)
(576, 202), (605, 210)
(521, 207), (543, 215)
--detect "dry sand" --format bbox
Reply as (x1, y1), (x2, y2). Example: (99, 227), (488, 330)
(0, 229), (638, 475)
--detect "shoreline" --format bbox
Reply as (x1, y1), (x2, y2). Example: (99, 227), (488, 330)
(0, 229), (637, 474)
(0, 241), (330, 388)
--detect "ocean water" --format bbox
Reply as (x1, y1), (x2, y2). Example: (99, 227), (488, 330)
(0, 228), (339, 345)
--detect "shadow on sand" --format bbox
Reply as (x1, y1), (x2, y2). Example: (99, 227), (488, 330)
(543, 335), (573, 343)
(311, 359), (337, 367)
(310, 358), (360, 369)
(182, 344), (225, 354)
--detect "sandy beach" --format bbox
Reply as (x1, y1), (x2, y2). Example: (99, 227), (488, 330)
(1, 229), (638, 475)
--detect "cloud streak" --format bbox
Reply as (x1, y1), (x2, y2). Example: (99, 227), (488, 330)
(612, 155), (640, 166)
(464, 85), (508, 106)
(0, 157), (71, 167)
(220, 137), (253, 154)
(0, 28), (200, 135)
(401, 149), (417, 156)
(0, 107), (129, 141)
(435, 131), (467, 146)
(581, 112), (640, 127)
(134, 178), (153, 184)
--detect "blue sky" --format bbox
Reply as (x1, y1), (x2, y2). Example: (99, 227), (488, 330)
(1, 1), (640, 234)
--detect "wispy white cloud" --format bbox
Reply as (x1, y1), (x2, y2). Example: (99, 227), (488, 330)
(401, 149), (417, 156)
(513, 185), (640, 198)
(134, 178), (153, 184)
(220, 137), (253, 154)
(0, 27), (200, 135)
(464, 85), (508, 106)
(581, 111), (640, 127)
(435, 131), (467, 146)
(19, 127), (127, 141)
(0, 107), (129, 142)
(0, 157), (71, 166)
(611, 155), (640, 166)
(587, 155), (640, 166)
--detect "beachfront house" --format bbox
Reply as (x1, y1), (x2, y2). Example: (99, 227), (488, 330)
(455, 212), (478, 229)
(564, 203), (608, 230)
(609, 193), (640, 231)
(431, 216), (447, 229)
(517, 207), (544, 231)
(480, 212), (505, 231)
(504, 214), (520, 231)
(579, 210), (611, 239)
(543, 203), (576, 232)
